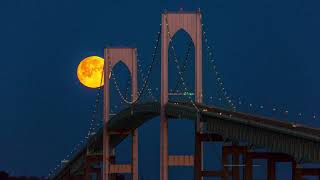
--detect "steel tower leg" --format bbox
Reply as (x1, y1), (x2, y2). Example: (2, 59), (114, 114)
(104, 48), (139, 180)
(160, 12), (169, 180)
(195, 11), (203, 180)
(267, 159), (276, 180)
(104, 49), (111, 180)
(292, 160), (298, 180)
(132, 130), (138, 180)
(194, 132), (202, 180)
(244, 152), (253, 180)
(231, 144), (240, 180)
(160, 11), (202, 180)
(132, 48), (139, 180)
(221, 147), (229, 180)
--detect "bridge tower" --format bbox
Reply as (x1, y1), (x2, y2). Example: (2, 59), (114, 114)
(160, 10), (203, 180)
(103, 47), (138, 180)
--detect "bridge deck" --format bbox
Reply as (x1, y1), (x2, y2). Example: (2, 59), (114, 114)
(51, 101), (320, 179)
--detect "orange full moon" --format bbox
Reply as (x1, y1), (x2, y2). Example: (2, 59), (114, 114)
(77, 56), (105, 88)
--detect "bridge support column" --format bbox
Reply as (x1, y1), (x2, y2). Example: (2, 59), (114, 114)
(231, 145), (240, 180)
(160, 10), (203, 180)
(295, 168), (320, 179)
(245, 152), (296, 180)
(292, 160), (297, 180)
(159, 114), (168, 180)
(110, 155), (116, 180)
(195, 133), (224, 180)
(160, 11), (169, 180)
(60, 170), (71, 180)
(194, 132), (202, 180)
(221, 147), (228, 180)
(244, 152), (253, 180)
(104, 47), (139, 180)
(267, 159), (276, 180)
(132, 129), (138, 180)
(85, 154), (103, 180)
(222, 145), (247, 180)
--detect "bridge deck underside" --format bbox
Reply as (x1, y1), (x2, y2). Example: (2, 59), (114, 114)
(52, 102), (320, 179)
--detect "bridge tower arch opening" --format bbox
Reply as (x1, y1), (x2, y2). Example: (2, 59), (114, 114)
(109, 60), (133, 102)
(103, 47), (138, 180)
(160, 10), (205, 180)
(167, 28), (195, 101)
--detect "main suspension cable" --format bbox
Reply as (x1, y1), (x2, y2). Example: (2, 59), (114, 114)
(201, 19), (236, 111)
(137, 50), (157, 101)
(108, 26), (162, 104)
(134, 26), (162, 103)
(47, 65), (105, 179)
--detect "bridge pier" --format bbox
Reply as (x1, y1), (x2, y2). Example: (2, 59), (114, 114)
(60, 171), (71, 180)
(160, 10), (203, 180)
(295, 168), (320, 179)
(195, 133), (224, 180)
(245, 152), (297, 180)
(222, 145), (248, 180)
(85, 154), (103, 180)
(84, 154), (128, 180)
(103, 130), (138, 180)
(104, 47), (139, 180)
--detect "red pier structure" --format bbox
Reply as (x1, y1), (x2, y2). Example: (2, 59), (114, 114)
(160, 10), (203, 180)
(103, 48), (138, 180)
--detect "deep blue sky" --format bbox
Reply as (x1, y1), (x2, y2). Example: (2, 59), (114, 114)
(1, 0), (320, 179)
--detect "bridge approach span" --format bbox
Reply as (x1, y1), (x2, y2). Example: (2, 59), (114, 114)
(52, 101), (320, 179)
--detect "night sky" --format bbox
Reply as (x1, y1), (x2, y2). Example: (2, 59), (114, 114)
(1, 0), (320, 179)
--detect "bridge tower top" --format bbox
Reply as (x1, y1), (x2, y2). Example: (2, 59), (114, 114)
(161, 11), (203, 104)
(104, 47), (137, 76)
(161, 10), (202, 46)
(104, 47), (138, 106)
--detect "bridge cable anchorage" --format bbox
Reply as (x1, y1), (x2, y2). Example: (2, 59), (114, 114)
(46, 65), (105, 179)
(109, 25), (162, 105)
(164, 15), (199, 112)
(201, 21), (236, 111)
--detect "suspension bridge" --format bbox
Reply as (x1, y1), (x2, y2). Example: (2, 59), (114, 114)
(48, 10), (320, 180)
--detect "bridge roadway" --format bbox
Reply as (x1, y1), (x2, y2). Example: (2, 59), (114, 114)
(52, 101), (320, 179)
